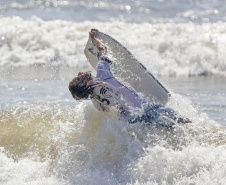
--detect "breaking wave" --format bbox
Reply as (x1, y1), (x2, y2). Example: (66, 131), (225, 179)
(0, 16), (226, 76)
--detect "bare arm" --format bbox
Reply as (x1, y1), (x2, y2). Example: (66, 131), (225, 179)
(91, 97), (110, 112)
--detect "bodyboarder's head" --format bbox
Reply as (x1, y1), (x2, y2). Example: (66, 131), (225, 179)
(69, 71), (94, 100)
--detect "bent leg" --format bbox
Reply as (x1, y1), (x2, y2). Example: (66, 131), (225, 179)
(129, 104), (191, 127)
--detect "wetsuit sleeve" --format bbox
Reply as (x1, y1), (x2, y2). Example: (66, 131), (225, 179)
(96, 56), (113, 80)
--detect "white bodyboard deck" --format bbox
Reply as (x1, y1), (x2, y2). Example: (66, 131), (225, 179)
(84, 31), (170, 105)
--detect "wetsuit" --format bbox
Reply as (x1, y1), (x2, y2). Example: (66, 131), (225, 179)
(91, 56), (185, 127)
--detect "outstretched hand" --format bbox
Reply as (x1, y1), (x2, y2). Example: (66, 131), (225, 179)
(89, 29), (98, 40)
(89, 28), (107, 56)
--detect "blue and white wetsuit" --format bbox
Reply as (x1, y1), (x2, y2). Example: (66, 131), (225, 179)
(91, 56), (185, 127)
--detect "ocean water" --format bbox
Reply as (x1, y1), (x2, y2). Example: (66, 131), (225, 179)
(0, 0), (226, 185)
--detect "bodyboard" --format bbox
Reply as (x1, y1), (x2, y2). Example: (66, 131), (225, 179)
(84, 31), (170, 105)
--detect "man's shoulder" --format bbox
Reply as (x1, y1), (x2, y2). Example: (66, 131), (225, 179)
(93, 82), (114, 94)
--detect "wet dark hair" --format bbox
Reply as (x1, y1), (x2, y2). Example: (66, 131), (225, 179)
(68, 72), (93, 100)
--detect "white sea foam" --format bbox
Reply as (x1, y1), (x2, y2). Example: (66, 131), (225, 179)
(1, 101), (225, 184)
(0, 16), (226, 76)
(0, 148), (63, 184)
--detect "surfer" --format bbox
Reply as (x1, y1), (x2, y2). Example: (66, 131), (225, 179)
(69, 29), (191, 127)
